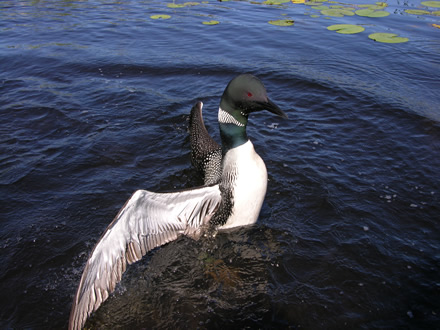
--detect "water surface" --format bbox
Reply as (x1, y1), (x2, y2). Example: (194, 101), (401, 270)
(1, 0), (439, 328)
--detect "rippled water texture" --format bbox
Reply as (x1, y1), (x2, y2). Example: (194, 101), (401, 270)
(1, 0), (439, 328)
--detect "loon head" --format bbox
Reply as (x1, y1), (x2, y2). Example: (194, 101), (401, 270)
(219, 74), (287, 149)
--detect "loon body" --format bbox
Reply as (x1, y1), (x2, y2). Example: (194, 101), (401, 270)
(218, 139), (267, 229)
(69, 74), (287, 330)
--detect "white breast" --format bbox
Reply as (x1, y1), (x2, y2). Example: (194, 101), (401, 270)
(219, 140), (267, 230)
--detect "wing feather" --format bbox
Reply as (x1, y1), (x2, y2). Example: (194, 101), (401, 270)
(69, 185), (221, 330)
(189, 101), (222, 185)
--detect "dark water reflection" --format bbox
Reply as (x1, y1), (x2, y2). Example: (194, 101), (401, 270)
(1, 0), (439, 329)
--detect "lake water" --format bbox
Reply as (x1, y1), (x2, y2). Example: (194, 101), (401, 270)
(1, 0), (439, 328)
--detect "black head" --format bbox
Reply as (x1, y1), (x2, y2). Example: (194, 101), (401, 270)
(220, 73), (287, 119)
(218, 74), (288, 150)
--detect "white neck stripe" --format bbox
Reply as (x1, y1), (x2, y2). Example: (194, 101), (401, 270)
(218, 107), (244, 127)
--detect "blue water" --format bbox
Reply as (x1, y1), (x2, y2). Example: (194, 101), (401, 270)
(1, 0), (439, 328)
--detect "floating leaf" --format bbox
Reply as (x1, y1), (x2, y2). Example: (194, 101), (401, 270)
(264, 0), (290, 4)
(268, 19), (295, 26)
(368, 32), (409, 43)
(167, 1), (199, 7)
(433, 10), (440, 15)
(202, 20), (219, 25)
(405, 9), (431, 15)
(310, 5), (328, 10)
(356, 8), (390, 17)
(433, 23), (440, 28)
(327, 24), (365, 34)
(329, 5), (355, 10)
(292, 0), (306, 3)
(150, 14), (171, 19)
(305, 0), (328, 5)
(421, 1), (440, 7)
(321, 8), (355, 17)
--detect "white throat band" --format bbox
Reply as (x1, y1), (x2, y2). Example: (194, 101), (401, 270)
(218, 107), (245, 127)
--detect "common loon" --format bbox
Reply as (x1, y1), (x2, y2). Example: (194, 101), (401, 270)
(69, 74), (287, 330)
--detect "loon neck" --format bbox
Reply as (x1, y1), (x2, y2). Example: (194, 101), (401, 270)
(218, 106), (249, 151)
(219, 123), (248, 151)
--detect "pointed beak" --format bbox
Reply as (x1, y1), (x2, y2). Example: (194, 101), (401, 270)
(263, 98), (288, 119)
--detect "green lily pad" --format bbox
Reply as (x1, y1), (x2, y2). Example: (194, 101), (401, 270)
(328, 5), (355, 10)
(167, 1), (199, 7)
(433, 10), (440, 15)
(321, 8), (355, 17)
(356, 8), (390, 17)
(310, 5), (328, 10)
(421, 1), (440, 7)
(375, 2), (388, 8)
(150, 14), (171, 19)
(167, 3), (185, 7)
(305, 0), (328, 5)
(404, 9), (431, 15)
(327, 24), (365, 34)
(202, 20), (219, 25)
(264, 0), (290, 4)
(368, 32), (409, 43)
(268, 19), (295, 26)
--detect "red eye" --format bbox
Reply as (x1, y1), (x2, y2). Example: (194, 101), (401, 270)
(247, 92), (253, 97)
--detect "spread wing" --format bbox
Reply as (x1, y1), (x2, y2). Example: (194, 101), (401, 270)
(69, 185), (221, 330)
(189, 101), (222, 185)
